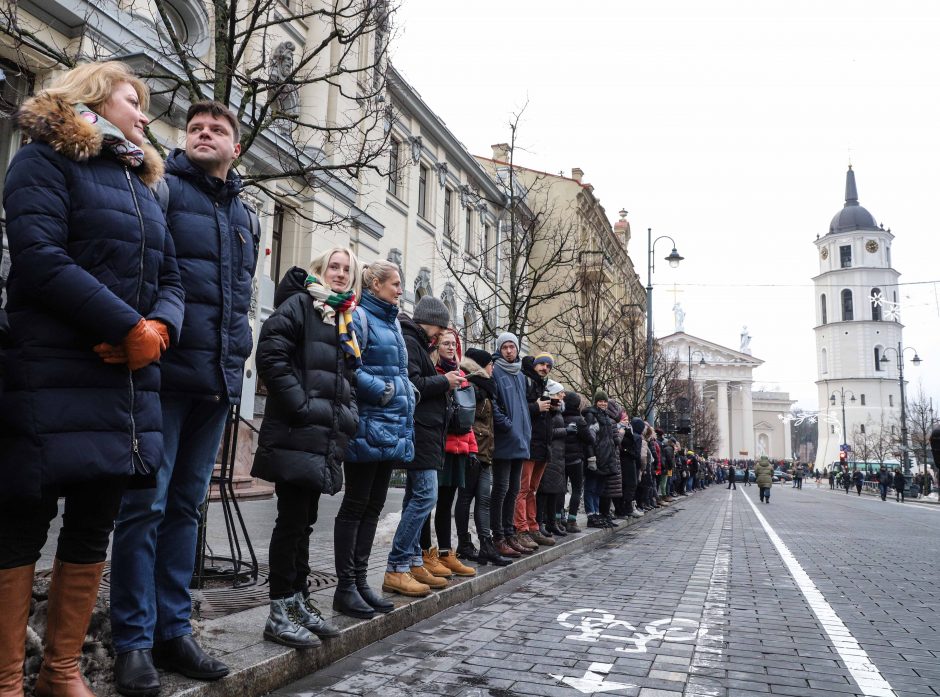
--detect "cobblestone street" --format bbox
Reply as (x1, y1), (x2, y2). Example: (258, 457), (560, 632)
(273, 484), (940, 697)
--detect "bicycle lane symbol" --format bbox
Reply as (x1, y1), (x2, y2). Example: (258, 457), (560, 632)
(549, 608), (705, 693)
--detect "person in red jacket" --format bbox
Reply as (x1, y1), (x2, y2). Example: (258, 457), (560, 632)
(419, 328), (478, 577)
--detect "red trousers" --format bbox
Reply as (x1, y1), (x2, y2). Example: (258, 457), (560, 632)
(514, 459), (546, 532)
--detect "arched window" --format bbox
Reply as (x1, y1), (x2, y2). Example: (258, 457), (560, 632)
(860, 394), (866, 406)
(874, 346), (883, 372)
(820, 348), (828, 375)
(820, 294), (827, 325)
(841, 289), (854, 321)
(860, 424), (866, 434)
(870, 288), (882, 321)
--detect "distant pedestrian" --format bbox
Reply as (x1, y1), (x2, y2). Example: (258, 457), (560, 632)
(853, 467), (863, 496)
(755, 456), (773, 503)
(727, 464), (736, 490)
(744, 462), (752, 486)
(893, 468), (906, 502)
(828, 469), (835, 489)
(877, 465), (891, 501)
(842, 467), (851, 494)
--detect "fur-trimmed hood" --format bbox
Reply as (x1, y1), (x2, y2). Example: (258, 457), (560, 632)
(460, 356), (489, 380)
(16, 93), (164, 186)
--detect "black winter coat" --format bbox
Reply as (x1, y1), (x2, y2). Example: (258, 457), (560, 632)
(523, 355), (554, 462)
(401, 315), (450, 470)
(538, 410), (569, 496)
(0, 94), (184, 501)
(585, 406), (619, 476)
(159, 150), (258, 403)
(893, 471), (906, 492)
(563, 393), (594, 467)
(251, 269), (358, 494)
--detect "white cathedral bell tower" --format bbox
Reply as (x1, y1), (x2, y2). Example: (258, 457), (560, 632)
(813, 166), (905, 471)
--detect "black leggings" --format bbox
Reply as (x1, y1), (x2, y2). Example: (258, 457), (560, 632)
(421, 484), (458, 551)
(268, 482), (320, 599)
(0, 477), (126, 569)
(563, 464), (584, 518)
(455, 461), (492, 539)
(490, 458), (523, 539)
(334, 460), (393, 577)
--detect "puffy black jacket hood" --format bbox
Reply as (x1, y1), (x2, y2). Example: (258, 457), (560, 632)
(631, 416), (646, 435)
(563, 391), (581, 413)
(274, 266), (309, 308)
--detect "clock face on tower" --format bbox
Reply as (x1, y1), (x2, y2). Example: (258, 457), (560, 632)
(820, 248), (829, 260)
(866, 239), (879, 253)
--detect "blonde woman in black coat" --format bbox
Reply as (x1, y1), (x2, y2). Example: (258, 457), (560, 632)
(251, 248), (360, 648)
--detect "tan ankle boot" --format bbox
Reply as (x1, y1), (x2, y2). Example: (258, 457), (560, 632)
(437, 550), (476, 577)
(381, 571), (430, 598)
(34, 559), (105, 697)
(0, 563), (34, 697)
(421, 547), (453, 577)
(409, 565), (447, 589)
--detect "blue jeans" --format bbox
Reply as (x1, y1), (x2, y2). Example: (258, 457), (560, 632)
(583, 471), (602, 515)
(387, 469), (438, 573)
(110, 397), (229, 653)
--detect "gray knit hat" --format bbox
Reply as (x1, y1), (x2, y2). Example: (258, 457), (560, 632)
(412, 295), (450, 329)
(496, 331), (519, 352)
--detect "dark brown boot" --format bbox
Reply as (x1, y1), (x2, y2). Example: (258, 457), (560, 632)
(34, 559), (105, 697)
(494, 537), (521, 558)
(0, 563), (34, 697)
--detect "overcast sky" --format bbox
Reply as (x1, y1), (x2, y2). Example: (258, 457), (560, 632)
(390, 0), (940, 411)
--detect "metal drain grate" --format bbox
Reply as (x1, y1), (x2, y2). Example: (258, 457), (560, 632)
(37, 562), (338, 621)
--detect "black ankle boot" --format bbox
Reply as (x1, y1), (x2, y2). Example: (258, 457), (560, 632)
(455, 533), (479, 561)
(477, 536), (512, 566)
(355, 579), (394, 613)
(333, 581), (375, 619)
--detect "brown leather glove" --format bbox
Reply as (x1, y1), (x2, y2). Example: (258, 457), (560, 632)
(123, 318), (165, 371)
(146, 320), (170, 350)
(94, 342), (128, 364)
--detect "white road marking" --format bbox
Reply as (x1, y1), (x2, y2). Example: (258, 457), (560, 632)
(741, 491), (897, 697)
(549, 662), (637, 694)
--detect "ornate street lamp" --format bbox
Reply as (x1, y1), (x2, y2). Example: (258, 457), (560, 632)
(830, 387), (856, 465)
(644, 228), (683, 423)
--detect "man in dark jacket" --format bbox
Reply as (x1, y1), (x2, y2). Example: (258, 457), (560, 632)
(384, 296), (462, 596)
(517, 352), (556, 546)
(111, 102), (260, 693)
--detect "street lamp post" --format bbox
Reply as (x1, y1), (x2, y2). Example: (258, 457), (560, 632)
(644, 227), (684, 424)
(880, 342), (922, 475)
(830, 387), (856, 464)
(688, 348), (706, 451)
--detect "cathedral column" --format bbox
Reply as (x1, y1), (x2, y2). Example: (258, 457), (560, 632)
(741, 381), (754, 458)
(783, 416), (793, 460)
(716, 380), (729, 458)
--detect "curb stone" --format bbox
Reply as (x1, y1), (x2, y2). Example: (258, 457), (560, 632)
(166, 499), (690, 696)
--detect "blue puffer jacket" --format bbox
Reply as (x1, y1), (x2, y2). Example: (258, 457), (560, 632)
(159, 149), (258, 403)
(492, 361), (531, 460)
(0, 94), (185, 501)
(345, 290), (415, 464)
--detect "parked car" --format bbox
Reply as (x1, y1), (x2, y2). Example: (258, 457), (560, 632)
(773, 468), (791, 482)
(734, 468), (756, 482)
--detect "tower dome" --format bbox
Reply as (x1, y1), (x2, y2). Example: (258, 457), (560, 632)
(829, 165), (880, 234)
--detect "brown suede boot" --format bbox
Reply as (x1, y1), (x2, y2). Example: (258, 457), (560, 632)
(506, 534), (534, 555)
(437, 550), (476, 577)
(34, 559), (105, 697)
(0, 564), (35, 697)
(409, 565), (448, 589)
(381, 571), (430, 598)
(514, 532), (539, 550)
(421, 547), (453, 578)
